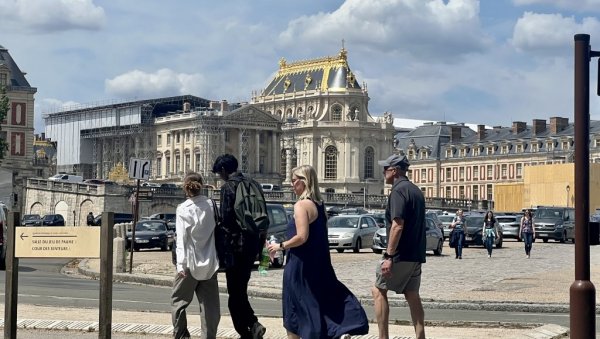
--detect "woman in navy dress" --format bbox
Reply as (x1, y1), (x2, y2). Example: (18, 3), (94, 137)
(268, 165), (369, 339)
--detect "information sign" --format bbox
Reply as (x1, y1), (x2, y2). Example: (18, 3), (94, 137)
(15, 227), (100, 258)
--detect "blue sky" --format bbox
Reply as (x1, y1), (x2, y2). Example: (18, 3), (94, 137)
(1, 0), (600, 132)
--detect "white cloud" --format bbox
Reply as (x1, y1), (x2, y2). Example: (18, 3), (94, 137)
(35, 98), (81, 132)
(0, 0), (105, 32)
(279, 0), (491, 60)
(105, 69), (207, 99)
(511, 12), (600, 54)
(513, 0), (600, 12)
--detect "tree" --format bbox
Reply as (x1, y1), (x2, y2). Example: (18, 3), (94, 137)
(0, 86), (8, 159)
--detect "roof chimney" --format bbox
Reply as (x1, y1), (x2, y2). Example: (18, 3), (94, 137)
(512, 121), (526, 134)
(220, 100), (228, 112)
(532, 119), (546, 135)
(477, 124), (486, 141)
(183, 101), (191, 113)
(549, 117), (569, 134)
(450, 126), (462, 142)
(209, 101), (220, 110)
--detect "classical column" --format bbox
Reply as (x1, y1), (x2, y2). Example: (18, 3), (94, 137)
(255, 131), (260, 173)
(238, 129), (244, 168)
(180, 131), (185, 175)
(345, 138), (351, 179)
(286, 148), (292, 179)
(272, 132), (278, 174)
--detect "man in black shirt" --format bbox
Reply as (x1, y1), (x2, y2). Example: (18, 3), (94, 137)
(212, 154), (266, 339)
(372, 154), (426, 339)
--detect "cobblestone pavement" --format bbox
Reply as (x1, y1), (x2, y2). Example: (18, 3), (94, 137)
(99, 239), (600, 306)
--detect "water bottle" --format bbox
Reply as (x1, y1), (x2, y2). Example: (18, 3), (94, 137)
(258, 241), (270, 276)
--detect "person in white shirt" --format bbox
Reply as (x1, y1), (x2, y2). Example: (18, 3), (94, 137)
(171, 172), (220, 339)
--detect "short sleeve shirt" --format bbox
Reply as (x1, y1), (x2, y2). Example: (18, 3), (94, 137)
(385, 176), (426, 263)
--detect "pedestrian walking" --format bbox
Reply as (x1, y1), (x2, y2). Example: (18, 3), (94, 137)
(519, 209), (535, 258)
(212, 154), (267, 339)
(267, 165), (368, 339)
(450, 209), (466, 259)
(86, 212), (95, 226)
(171, 172), (220, 339)
(372, 154), (426, 339)
(482, 211), (499, 258)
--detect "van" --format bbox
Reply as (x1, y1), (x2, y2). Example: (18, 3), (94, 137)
(533, 207), (575, 243)
(261, 184), (281, 192)
(48, 174), (84, 183)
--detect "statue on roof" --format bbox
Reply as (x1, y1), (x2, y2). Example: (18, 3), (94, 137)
(279, 57), (287, 69)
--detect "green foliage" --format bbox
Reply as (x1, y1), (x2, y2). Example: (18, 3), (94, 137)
(0, 86), (8, 159)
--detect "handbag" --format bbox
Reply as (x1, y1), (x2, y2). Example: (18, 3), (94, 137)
(449, 229), (457, 248)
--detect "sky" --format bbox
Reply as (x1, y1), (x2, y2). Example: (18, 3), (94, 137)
(2, 0), (600, 133)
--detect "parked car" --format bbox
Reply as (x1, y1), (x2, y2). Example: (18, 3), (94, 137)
(368, 213), (389, 229)
(48, 174), (84, 183)
(533, 207), (575, 243)
(496, 215), (522, 240)
(426, 211), (444, 232)
(126, 220), (173, 251)
(21, 214), (42, 226)
(371, 217), (444, 256)
(41, 214), (65, 226)
(0, 205), (7, 270)
(261, 183), (281, 192)
(438, 213), (455, 239)
(159, 183), (178, 189)
(148, 213), (176, 230)
(94, 213), (134, 226)
(463, 214), (503, 248)
(327, 214), (378, 253)
(339, 207), (369, 215)
(265, 203), (289, 267)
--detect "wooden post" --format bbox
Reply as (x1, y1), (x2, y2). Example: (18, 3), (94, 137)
(4, 211), (19, 339)
(99, 212), (114, 338)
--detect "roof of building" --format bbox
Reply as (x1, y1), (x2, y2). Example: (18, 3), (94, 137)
(261, 48), (361, 96)
(0, 45), (33, 88)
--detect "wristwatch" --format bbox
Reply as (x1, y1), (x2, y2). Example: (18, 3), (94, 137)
(279, 242), (285, 250)
(383, 252), (394, 259)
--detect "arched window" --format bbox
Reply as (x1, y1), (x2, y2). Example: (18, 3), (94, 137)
(364, 147), (374, 179)
(324, 146), (338, 179)
(290, 148), (297, 170)
(331, 105), (342, 121)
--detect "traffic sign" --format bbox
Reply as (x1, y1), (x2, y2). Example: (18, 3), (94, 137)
(15, 227), (100, 258)
(129, 158), (151, 180)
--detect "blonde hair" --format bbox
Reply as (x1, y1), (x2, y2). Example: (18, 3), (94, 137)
(183, 172), (204, 197)
(292, 165), (323, 202)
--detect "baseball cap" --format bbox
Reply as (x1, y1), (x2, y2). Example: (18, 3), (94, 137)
(378, 154), (410, 170)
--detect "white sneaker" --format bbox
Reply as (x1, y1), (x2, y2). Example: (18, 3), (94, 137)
(527, 254), (531, 259)
(488, 255), (491, 258)
(340, 335), (351, 339)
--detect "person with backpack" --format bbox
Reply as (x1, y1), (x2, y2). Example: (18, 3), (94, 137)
(86, 212), (95, 226)
(212, 154), (267, 339)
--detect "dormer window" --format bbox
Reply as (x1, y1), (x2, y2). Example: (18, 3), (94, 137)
(486, 146), (494, 155)
(446, 148), (453, 158)
(0, 72), (7, 86)
(562, 141), (569, 150)
(473, 147), (480, 156)
(459, 148), (466, 157)
(546, 141), (554, 151)
(501, 145), (509, 154)
(516, 144), (523, 153)
(531, 143), (539, 152)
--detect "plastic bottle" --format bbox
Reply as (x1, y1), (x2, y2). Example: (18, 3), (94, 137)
(258, 241), (270, 276)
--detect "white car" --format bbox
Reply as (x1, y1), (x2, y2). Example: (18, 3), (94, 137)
(327, 214), (378, 253)
(438, 213), (455, 239)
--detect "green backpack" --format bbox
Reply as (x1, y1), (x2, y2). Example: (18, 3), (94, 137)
(234, 178), (270, 236)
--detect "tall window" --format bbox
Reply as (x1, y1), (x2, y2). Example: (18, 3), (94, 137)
(331, 105), (342, 121)
(280, 149), (287, 176)
(364, 147), (374, 179)
(473, 185), (479, 200)
(487, 184), (493, 200)
(0, 73), (7, 86)
(195, 153), (201, 172)
(516, 163), (523, 178)
(445, 168), (451, 182)
(156, 157), (162, 176)
(324, 146), (338, 179)
(176, 133), (180, 144)
(459, 186), (465, 199)
(290, 148), (298, 170)
(459, 167), (465, 181)
(487, 165), (493, 179)
(157, 135), (162, 147)
(167, 134), (171, 145)
(421, 169), (426, 182)
(445, 186), (451, 198)
(175, 155), (181, 174)
(501, 164), (507, 178)
(473, 166), (479, 180)
(185, 154), (190, 171)
(166, 156), (171, 175)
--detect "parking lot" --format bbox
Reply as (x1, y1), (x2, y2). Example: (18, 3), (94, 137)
(123, 237), (600, 305)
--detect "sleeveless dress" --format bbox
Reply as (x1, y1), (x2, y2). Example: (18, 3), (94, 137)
(282, 200), (369, 339)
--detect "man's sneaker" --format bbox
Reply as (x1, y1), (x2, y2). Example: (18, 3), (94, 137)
(340, 335), (351, 339)
(251, 322), (266, 339)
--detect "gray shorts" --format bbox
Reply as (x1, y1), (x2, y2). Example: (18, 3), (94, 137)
(374, 261), (421, 294)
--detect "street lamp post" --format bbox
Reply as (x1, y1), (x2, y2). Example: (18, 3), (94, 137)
(570, 33), (597, 338)
(566, 185), (570, 208)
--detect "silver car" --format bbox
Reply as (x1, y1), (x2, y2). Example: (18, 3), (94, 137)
(371, 217), (444, 255)
(327, 214), (378, 253)
(496, 215), (522, 240)
(438, 214), (455, 239)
